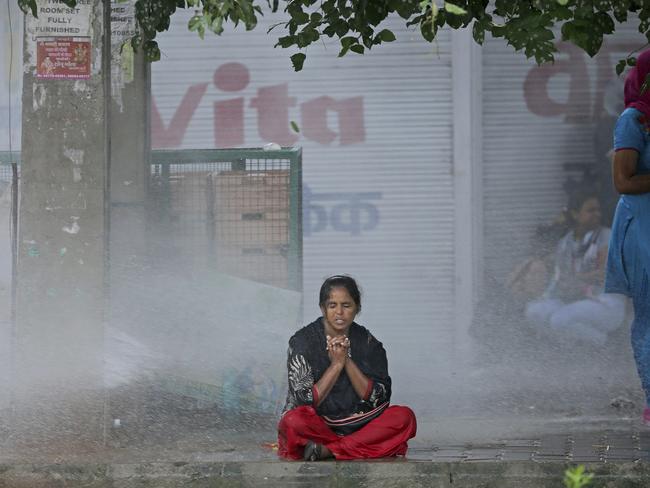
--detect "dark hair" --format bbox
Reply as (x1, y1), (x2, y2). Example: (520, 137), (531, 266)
(319, 275), (362, 312)
(567, 185), (600, 213)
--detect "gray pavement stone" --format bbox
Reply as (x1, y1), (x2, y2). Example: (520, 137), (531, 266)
(5, 415), (650, 486)
(0, 459), (650, 487)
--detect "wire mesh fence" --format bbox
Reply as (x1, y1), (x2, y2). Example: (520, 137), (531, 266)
(150, 148), (302, 291)
(0, 147), (303, 292)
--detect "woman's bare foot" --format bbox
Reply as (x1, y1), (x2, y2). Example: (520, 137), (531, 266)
(304, 441), (334, 461)
(320, 445), (333, 459)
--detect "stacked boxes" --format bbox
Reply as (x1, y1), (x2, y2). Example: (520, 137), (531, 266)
(169, 170), (212, 217)
(167, 170), (214, 264)
(210, 170), (290, 288)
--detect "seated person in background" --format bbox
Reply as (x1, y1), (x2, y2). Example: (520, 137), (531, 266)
(525, 187), (626, 344)
(469, 220), (561, 356)
(505, 223), (560, 309)
(277, 275), (417, 461)
(506, 258), (550, 306)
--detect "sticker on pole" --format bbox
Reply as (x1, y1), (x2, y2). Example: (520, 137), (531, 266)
(36, 37), (91, 79)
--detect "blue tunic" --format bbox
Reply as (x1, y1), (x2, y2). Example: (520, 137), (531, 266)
(605, 107), (650, 297)
(606, 107), (650, 405)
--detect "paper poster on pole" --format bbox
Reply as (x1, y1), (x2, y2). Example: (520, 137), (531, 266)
(25, 0), (94, 77)
(111, 0), (137, 108)
(36, 37), (90, 79)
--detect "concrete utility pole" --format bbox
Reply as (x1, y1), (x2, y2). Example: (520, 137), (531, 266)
(15, 0), (112, 448)
(109, 0), (148, 241)
(106, 0), (150, 433)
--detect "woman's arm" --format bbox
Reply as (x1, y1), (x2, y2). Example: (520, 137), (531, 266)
(313, 339), (348, 406)
(612, 149), (650, 194)
(326, 335), (371, 400)
(351, 333), (392, 407)
(344, 358), (372, 400)
(314, 363), (344, 406)
(575, 246), (608, 286)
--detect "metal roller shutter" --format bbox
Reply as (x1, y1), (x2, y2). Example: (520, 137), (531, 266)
(153, 12), (455, 408)
(482, 24), (646, 288)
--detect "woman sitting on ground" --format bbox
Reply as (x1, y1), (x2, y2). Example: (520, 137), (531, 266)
(277, 275), (417, 460)
(525, 188), (626, 344)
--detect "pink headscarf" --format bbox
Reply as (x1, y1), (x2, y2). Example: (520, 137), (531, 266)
(624, 49), (650, 117)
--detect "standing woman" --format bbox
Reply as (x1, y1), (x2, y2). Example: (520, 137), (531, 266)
(277, 275), (417, 460)
(606, 49), (650, 424)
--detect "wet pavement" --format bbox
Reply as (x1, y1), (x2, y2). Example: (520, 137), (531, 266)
(3, 416), (650, 487)
(412, 431), (650, 463)
(3, 431), (650, 488)
(4, 415), (650, 465)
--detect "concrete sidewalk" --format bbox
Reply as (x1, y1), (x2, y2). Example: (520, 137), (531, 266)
(2, 415), (650, 487)
(0, 459), (649, 488)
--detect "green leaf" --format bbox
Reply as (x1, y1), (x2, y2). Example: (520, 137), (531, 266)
(641, 18), (650, 34)
(296, 32), (308, 47)
(334, 19), (350, 37)
(563, 465), (594, 488)
(287, 2), (309, 25)
(494, 0), (515, 17)
(340, 6), (353, 18)
(291, 52), (306, 71)
(446, 6), (464, 28)
(420, 16), (437, 42)
(376, 29), (396, 42)
(556, 0), (568, 5)
(365, 2), (386, 26)
(276, 35), (296, 48)
(18, 0), (38, 17)
(188, 15), (202, 31)
(395, 0), (416, 18)
(292, 10), (310, 25)
(444, 2), (467, 15)
(144, 40), (161, 62)
(130, 34), (142, 53)
(613, 2), (629, 23)
(290, 120), (300, 133)
(340, 35), (358, 48)
(350, 44), (365, 54)
(561, 20), (602, 57)
(211, 15), (224, 35)
(594, 12), (615, 35)
(472, 20), (485, 44)
(302, 28), (320, 43)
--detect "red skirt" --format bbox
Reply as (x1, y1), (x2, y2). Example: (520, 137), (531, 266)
(277, 405), (417, 460)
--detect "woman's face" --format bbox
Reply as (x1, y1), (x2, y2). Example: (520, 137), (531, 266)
(321, 287), (358, 335)
(573, 197), (601, 232)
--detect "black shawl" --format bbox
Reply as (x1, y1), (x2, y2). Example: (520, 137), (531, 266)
(282, 317), (391, 419)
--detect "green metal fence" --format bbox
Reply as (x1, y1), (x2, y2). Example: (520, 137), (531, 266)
(0, 147), (303, 291)
(0, 153), (16, 187)
(150, 148), (302, 291)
